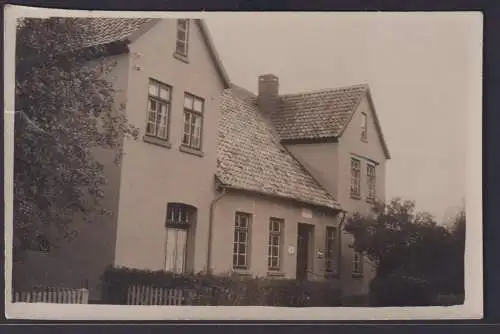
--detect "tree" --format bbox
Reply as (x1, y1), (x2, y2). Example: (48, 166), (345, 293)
(446, 208), (466, 294)
(344, 198), (464, 305)
(13, 18), (137, 261)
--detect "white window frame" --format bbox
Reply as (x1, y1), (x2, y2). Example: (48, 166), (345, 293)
(325, 226), (338, 274)
(352, 251), (363, 276)
(367, 163), (376, 202)
(233, 212), (251, 270)
(146, 79), (171, 140)
(176, 19), (190, 57)
(350, 157), (361, 198)
(268, 218), (284, 271)
(361, 112), (368, 141)
(182, 93), (204, 150)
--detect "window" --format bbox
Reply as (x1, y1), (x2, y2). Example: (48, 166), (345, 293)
(233, 212), (251, 270)
(268, 218), (284, 271)
(165, 203), (196, 274)
(146, 80), (171, 140)
(352, 251), (363, 276)
(176, 19), (190, 57)
(182, 93), (204, 150)
(166, 203), (193, 229)
(361, 112), (368, 141)
(325, 227), (338, 274)
(350, 158), (361, 198)
(367, 164), (376, 202)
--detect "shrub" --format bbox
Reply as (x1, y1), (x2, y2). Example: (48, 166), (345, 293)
(369, 274), (436, 306)
(100, 266), (341, 306)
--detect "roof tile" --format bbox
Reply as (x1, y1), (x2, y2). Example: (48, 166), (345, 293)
(217, 87), (340, 209)
(79, 18), (155, 47)
(272, 84), (368, 141)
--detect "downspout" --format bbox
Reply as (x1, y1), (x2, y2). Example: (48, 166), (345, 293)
(207, 187), (227, 274)
(337, 209), (348, 282)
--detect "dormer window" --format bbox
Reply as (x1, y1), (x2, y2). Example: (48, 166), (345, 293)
(175, 19), (190, 58)
(361, 112), (367, 142)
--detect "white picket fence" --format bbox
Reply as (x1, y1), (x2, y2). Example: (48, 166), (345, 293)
(126, 284), (186, 305)
(13, 287), (89, 304)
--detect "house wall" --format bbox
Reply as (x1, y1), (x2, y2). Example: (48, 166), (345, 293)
(337, 94), (388, 297)
(211, 190), (340, 288)
(113, 19), (225, 273)
(283, 93), (388, 298)
(12, 53), (130, 301)
(285, 142), (339, 199)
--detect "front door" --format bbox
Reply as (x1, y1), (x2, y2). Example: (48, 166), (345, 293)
(165, 228), (188, 274)
(296, 223), (312, 280)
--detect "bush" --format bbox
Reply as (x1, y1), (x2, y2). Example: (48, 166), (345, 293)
(100, 266), (341, 306)
(341, 294), (370, 307)
(369, 274), (436, 306)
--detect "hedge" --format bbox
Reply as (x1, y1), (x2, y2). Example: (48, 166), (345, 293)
(100, 266), (341, 307)
(369, 274), (436, 306)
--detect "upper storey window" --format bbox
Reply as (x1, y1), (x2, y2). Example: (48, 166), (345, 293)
(350, 157), (361, 199)
(145, 79), (171, 141)
(182, 93), (204, 150)
(361, 112), (368, 142)
(175, 19), (190, 58)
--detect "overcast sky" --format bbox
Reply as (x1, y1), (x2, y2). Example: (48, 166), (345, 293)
(206, 13), (481, 221)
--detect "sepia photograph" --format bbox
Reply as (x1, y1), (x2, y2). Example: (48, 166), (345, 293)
(4, 6), (482, 320)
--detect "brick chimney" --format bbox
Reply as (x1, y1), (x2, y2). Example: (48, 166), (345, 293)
(258, 74), (280, 116)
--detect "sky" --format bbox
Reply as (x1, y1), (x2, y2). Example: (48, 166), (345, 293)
(205, 13), (481, 221)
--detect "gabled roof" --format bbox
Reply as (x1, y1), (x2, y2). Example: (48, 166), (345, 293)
(217, 86), (341, 210)
(272, 84), (367, 141)
(80, 18), (230, 88)
(82, 18), (156, 48)
(270, 84), (391, 159)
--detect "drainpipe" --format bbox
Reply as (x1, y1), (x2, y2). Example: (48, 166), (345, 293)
(337, 210), (348, 283)
(207, 187), (227, 274)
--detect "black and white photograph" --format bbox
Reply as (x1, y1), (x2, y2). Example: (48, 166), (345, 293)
(4, 6), (483, 320)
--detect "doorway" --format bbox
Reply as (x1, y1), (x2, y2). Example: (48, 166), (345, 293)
(296, 223), (314, 280)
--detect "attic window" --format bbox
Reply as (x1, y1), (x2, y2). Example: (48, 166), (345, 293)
(361, 112), (368, 142)
(176, 19), (190, 57)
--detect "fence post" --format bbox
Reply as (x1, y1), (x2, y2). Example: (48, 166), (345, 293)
(80, 288), (89, 304)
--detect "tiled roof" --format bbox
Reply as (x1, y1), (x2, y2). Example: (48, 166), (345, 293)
(75, 18), (231, 88)
(79, 18), (155, 48)
(271, 84), (368, 141)
(217, 86), (340, 210)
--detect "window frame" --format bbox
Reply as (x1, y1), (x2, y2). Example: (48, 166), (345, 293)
(324, 226), (338, 275)
(145, 79), (172, 141)
(164, 203), (197, 274)
(352, 251), (364, 277)
(361, 112), (368, 142)
(350, 157), (361, 199)
(182, 92), (205, 151)
(367, 163), (376, 202)
(175, 19), (190, 57)
(268, 218), (284, 272)
(232, 212), (251, 270)
(166, 203), (194, 230)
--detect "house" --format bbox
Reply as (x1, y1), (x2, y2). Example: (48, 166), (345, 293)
(13, 18), (390, 302)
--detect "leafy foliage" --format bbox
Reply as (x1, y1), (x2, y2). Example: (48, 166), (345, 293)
(13, 18), (137, 260)
(344, 198), (465, 305)
(100, 266), (342, 306)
